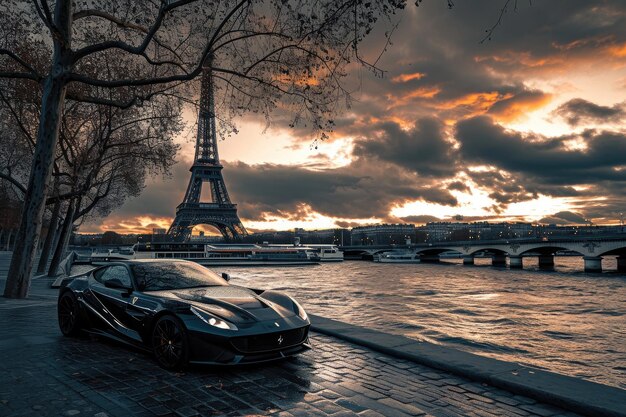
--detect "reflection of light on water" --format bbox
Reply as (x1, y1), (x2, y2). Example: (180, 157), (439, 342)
(71, 256), (626, 389)
(460, 293), (499, 300)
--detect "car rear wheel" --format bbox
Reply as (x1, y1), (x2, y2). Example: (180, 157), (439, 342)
(152, 315), (189, 371)
(58, 292), (82, 336)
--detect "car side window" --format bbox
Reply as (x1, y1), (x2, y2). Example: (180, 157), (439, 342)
(95, 266), (132, 288)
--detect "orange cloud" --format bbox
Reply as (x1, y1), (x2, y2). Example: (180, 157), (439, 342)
(83, 215), (173, 234)
(436, 91), (510, 114)
(391, 72), (426, 83)
(475, 51), (563, 68)
(366, 115), (414, 129)
(434, 89), (551, 122)
(386, 86), (441, 108)
(607, 42), (626, 57)
(552, 38), (597, 52)
(406, 86), (440, 99)
(552, 36), (626, 61)
(488, 92), (553, 123)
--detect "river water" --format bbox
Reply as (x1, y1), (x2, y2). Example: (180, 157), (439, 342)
(217, 257), (626, 389)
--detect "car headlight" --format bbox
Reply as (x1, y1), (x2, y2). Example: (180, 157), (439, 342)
(190, 306), (238, 331)
(292, 299), (308, 321)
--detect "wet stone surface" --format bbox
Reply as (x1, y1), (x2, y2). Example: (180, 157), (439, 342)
(0, 276), (580, 417)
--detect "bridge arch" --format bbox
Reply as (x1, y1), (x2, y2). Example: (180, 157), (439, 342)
(414, 248), (458, 256)
(517, 245), (577, 256)
(596, 246), (626, 257)
(466, 247), (508, 256)
(342, 248), (376, 260)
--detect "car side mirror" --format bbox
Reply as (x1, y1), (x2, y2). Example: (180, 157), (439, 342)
(105, 278), (132, 292)
(221, 272), (231, 282)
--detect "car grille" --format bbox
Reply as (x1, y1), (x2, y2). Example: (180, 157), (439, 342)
(231, 326), (308, 353)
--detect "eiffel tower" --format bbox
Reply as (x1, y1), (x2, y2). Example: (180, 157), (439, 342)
(167, 54), (247, 241)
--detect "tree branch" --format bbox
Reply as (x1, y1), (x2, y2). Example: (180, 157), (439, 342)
(0, 72), (41, 81)
(31, 0), (55, 34)
(0, 49), (42, 79)
(72, 0), (199, 61)
(481, 0), (518, 43)
(0, 90), (37, 148)
(0, 172), (26, 195)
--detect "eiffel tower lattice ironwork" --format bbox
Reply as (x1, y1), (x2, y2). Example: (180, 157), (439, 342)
(167, 55), (247, 241)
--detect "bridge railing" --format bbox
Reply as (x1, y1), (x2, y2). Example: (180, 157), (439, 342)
(340, 234), (626, 249)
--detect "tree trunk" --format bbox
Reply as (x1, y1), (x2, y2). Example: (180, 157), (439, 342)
(3, 0), (72, 298)
(4, 230), (11, 251)
(4, 77), (68, 296)
(36, 199), (62, 274)
(47, 199), (75, 277)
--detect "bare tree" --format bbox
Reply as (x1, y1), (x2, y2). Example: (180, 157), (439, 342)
(0, 0), (406, 298)
(1, 42), (182, 276)
(1, 79), (182, 276)
(45, 96), (182, 276)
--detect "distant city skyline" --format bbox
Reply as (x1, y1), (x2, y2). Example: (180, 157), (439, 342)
(83, 1), (626, 235)
(73, 221), (626, 248)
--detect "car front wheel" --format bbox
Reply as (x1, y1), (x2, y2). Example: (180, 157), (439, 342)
(152, 315), (190, 371)
(58, 292), (82, 336)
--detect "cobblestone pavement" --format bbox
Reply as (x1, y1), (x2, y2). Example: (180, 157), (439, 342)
(0, 270), (581, 417)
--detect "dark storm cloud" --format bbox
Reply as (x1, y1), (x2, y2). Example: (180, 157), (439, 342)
(223, 160), (458, 221)
(395, 215), (441, 224)
(553, 98), (626, 126)
(267, 2), (606, 140)
(462, 169), (538, 211)
(352, 117), (456, 177)
(553, 211), (587, 223)
(454, 115), (626, 218)
(539, 211), (587, 225)
(578, 192), (626, 222)
(335, 220), (370, 229)
(456, 116), (626, 185)
(116, 163), (189, 218)
(447, 181), (470, 192)
(436, 1), (626, 69)
(307, 1), (626, 143)
(82, 162), (190, 232)
(538, 216), (574, 225)
(232, 0), (626, 141)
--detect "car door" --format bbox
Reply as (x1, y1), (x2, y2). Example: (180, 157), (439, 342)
(90, 265), (142, 342)
(124, 291), (153, 336)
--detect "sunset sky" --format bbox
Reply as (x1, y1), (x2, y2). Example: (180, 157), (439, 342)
(84, 0), (626, 235)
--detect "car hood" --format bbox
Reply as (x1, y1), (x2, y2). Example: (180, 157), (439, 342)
(156, 285), (295, 323)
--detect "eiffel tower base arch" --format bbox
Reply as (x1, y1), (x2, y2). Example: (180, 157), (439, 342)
(168, 205), (247, 242)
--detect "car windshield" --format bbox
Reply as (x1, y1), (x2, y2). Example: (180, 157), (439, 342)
(131, 261), (227, 291)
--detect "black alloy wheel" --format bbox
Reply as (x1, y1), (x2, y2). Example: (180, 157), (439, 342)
(58, 292), (81, 336)
(152, 315), (189, 370)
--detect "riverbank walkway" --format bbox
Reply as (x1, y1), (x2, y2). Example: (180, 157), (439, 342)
(0, 252), (600, 417)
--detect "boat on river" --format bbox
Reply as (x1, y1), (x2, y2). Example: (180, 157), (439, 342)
(374, 250), (421, 263)
(268, 243), (344, 262)
(306, 244), (344, 262)
(90, 242), (321, 266)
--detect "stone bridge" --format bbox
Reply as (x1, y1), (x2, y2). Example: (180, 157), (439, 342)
(341, 237), (626, 272)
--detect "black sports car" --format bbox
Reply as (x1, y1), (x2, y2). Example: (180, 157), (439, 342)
(57, 259), (311, 370)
